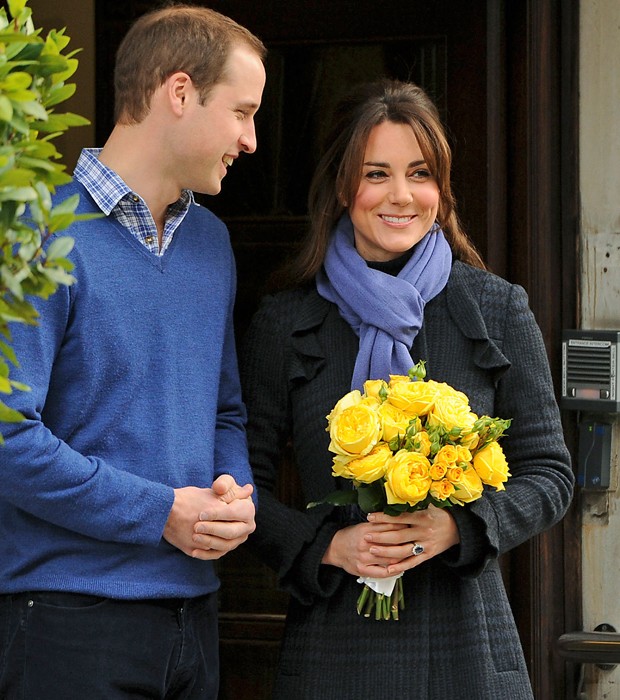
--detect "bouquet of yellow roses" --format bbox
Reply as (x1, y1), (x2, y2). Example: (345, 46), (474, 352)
(309, 361), (511, 621)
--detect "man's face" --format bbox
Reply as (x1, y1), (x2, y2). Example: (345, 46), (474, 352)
(178, 45), (266, 195)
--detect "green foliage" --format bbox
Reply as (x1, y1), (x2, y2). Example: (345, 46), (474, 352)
(0, 0), (93, 437)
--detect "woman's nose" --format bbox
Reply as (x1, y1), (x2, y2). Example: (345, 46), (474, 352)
(388, 177), (414, 205)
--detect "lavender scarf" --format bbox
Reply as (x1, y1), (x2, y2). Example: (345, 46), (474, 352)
(316, 213), (453, 391)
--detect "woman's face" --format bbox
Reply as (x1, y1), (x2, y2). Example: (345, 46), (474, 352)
(349, 121), (440, 262)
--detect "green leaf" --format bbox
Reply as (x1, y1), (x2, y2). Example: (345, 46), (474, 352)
(45, 28), (71, 54)
(46, 235), (74, 260)
(0, 70), (33, 90)
(40, 265), (75, 286)
(0, 185), (37, 202)
(17, 155), (56, 172)
(32, 112), (89, 133)
(35, 53), (69, 78)
(0, 339), (18, 365)
(0, 400), (24, 423)
(43, 82), (75, 108)
(56, 111), (90, 127)
(47, 212), (75, 232)
(0, 95), (14, 122)
(10, 379), (30, 392)
(6, 112), (30, 134)
(50, 256), (74, 272)
(0, 296), (39, 324)
(7, 0), (28, 19)
(18, 240), (40, 261)
(73, 212), (103, 223)
(49, 192), (79, 215)
(18, 99), (48, 121)
(357, 480), (388, 514)
(0, 167), (36, 187)
(307, 489), (358, 509)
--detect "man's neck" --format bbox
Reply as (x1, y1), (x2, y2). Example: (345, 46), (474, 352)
(98, 124), (182, 237)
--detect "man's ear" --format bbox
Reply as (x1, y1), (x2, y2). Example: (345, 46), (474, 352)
(168, 72), (192, 116)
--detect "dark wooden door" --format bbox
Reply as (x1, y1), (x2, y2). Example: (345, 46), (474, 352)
(95, 1), (580, 697)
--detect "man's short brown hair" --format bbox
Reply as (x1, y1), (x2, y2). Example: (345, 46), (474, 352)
(113, 3), (266, 124)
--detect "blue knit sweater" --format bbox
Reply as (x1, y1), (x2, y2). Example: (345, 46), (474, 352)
(0, 181), (253, 599)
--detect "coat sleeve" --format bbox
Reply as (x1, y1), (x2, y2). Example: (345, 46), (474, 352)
(445, 280), (574, 574)
(241, 295), (346, 604)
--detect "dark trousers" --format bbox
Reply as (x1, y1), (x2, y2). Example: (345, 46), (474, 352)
(0, 591), (219, 700)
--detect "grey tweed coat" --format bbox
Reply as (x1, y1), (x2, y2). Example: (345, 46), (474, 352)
(241, 261), (574, 700)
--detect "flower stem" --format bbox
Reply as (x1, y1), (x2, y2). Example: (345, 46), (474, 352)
(356, 580), (406, 621)
(356, 585), (370, 615)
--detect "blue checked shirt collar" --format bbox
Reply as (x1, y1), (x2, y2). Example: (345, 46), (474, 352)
(74, 148), (194, 256)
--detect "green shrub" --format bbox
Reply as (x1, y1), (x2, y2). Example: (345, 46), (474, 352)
(0, 0), (94, 434)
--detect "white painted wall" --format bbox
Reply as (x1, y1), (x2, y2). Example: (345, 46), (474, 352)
(579, 0), (620, 697)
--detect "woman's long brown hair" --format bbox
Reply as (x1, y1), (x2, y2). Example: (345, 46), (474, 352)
(276, 79), (485, 289)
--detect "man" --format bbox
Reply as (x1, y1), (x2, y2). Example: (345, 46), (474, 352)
(0, 5), (266, 698)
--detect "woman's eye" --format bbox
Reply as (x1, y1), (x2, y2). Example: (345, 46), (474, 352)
(411, 169), (432, 180)
(365, 170), (388, 180)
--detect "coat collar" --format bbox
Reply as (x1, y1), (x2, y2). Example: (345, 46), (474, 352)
(288, 287), (333, 382)
(444, 262), (511, 375)
(286, 262), (511, 383)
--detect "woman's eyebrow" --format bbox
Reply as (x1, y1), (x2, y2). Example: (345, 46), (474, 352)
(363, 159), (427, 167)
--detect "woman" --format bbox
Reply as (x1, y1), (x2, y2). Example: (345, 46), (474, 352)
(240, 79), (573, 699)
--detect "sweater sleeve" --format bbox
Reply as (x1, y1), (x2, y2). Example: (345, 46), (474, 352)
(0, 283), (174, 547)
(443, 281), (574, 575)
(241, 296), (347, 604)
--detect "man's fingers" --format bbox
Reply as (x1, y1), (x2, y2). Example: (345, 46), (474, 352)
(211, 475), (254, 504)
(198, 493), (255, 523)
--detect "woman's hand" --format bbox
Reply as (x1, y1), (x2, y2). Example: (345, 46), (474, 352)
(365, 504), (460, 575)
(321, 504), (460, 578)
(322, 520), (410, 579)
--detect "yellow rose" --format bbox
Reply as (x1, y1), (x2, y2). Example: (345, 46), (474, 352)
(386, 379), (438, 416)
(460, 432), (480, 451)
(411, 430), (431, 456)
(447, 465), (464, 482)
(332, 442), (392, 483)
(388, 374), (411, 385)
(456, 446), (472, 463)
(427, 393), (477, 434)
(427, 380), (470, 404)
(434, 444), (459, 466)
(473, 440), (511, 490)
(430, 478), (455, 501)
(377, 402), (418, 443)
(328, 400), (381, 457)
(326, 389), (363, 423)
(429, 460), (448, 480)
(360, 395), (381, 409)
(363, 379), (388, 401)
(384, 450), (432, 506)
(450, 466), (484, 504)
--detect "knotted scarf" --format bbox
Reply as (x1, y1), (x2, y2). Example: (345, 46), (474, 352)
(316, 213), (453, 391)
